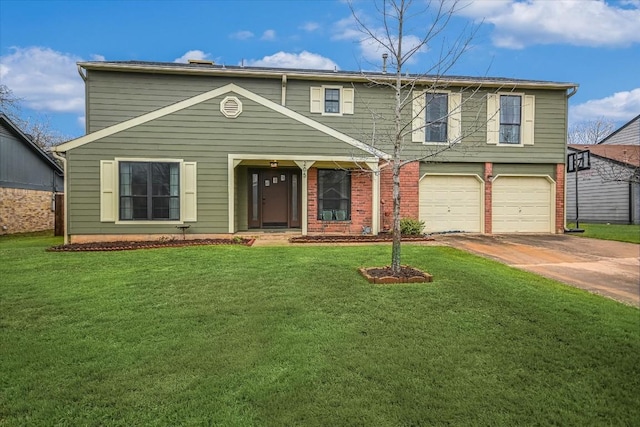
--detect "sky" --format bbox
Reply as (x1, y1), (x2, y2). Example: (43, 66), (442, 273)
(1, 0), (639, 140)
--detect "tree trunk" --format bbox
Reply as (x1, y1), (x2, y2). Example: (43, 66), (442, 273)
(391, 159), (402, 274)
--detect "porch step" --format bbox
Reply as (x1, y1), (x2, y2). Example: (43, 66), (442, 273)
(234, 230), (300, 245)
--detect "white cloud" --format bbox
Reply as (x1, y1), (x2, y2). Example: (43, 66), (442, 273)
(244, 51), (338, 70)
(459, 0), (640, 49)
(230, 30), (254, 40)
(174, 50), (212, 63)
(300, 22), (321, 32)
(0, 46), (85, 113)
(261, 30), (276, 41)
(571, 88), (640, 123)
(332, 15), (426, 66)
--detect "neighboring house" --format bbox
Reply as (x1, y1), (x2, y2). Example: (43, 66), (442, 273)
(567, 115), (640, 224)
(0, 113), (64, 234)
(53, 60), (577, 243)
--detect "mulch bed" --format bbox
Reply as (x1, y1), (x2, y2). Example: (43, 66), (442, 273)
(47, 238), (255, 252)
(290, 234), (435, 243)
(359, 265), (433, 284)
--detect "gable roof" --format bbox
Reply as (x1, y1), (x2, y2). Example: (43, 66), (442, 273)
(54, 83), (390, 159)
(597, 114), (640, 145)
(78, 60), (579, 91)
(569, 144), (640, 168)
(0, 113), (63, 174)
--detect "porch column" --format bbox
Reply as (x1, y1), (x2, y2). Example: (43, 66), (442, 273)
(366, 161), (380, 235)
(294, 160), (315, 235)
(227, 157), (242, 233)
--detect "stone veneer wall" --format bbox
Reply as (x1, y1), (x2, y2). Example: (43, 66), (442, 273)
(0, 187), (55, 234)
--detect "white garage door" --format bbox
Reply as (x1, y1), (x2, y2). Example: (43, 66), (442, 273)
(492, 176), (553, 233)
(419, 175), (482, 233)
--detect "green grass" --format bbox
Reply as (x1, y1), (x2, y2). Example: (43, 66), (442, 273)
(567, 222), (640, 244)
(1, 236), (639, 426)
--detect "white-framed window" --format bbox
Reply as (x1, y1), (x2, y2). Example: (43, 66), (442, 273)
(310, 86), (354, 116)
(100, 158), (197, 224)
(317, 169), (351, 221)
(487, 93), (535, 146)
(412, 90), (462, 144)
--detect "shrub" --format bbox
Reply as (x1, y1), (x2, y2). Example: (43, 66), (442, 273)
(400, 218), (425, 235)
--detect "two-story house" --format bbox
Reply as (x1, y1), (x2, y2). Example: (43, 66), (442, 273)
(53, 60), (577, 243)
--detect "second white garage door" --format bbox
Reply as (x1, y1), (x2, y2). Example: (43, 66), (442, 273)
(419, 175), (482, 233)
(492, 176), (553, 233)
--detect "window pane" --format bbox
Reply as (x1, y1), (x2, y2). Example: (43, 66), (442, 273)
(120, 197), (132, 219)
(132, 196), (148, 219)
(292, 174), (298, 222)
(153, 197), (170, 219)
(131, 163), (148, 196)
(325, 88), (340, 113)
(318, 170), (350, 220)
(426, 93), (448, 142)
(500, 95), (521, 124)
(169, 197), (180, 220)
(152, 163), (170, 196)
(500, 124), (520, 144)
(251, 173), (259, 222)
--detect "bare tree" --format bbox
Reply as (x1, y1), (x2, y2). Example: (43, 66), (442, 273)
(0, 84), (68, 149)
(594, 148), (640, 184)
(568, 118), (615, 145)
(349, 0), (481, 274)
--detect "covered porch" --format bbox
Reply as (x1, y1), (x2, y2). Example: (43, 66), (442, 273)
(228, 154), (382, 236)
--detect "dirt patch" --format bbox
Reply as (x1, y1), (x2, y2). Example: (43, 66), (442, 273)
(290, 234), (435, 244)
(359, 265), (433, 284)
(48, 238), (255, 252)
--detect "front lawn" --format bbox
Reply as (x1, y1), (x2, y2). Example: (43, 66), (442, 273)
(1, 236), (639, 426)
(567, 222), (640, 244)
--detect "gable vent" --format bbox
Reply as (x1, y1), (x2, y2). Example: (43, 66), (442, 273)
(220, 96), (242, 118)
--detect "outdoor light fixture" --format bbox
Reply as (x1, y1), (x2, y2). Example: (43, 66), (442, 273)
(270, 160), (278, 168)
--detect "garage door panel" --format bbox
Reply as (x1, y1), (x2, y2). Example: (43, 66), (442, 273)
(419, 175), (482, 233)
(493, 177), (552, 233)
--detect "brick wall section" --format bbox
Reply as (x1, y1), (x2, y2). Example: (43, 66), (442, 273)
(307, 167), (373, 234)
(555, 163), (565, 233)
(0, 187), (55, 234)
(379, 162), (420, 231)
(483, 162), (493, 234)
(306, 162), (419, 234)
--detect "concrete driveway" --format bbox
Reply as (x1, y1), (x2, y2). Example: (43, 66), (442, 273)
(439, 234), (640, 307)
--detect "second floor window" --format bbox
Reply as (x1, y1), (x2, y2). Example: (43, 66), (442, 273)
(500, 95), (521, 144)
(425, 93), (448, 143)
(119, 162), (180, 220)
(324, 88), (341, 114)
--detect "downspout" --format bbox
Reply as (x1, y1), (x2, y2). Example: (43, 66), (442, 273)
(281, 74), (287, 106)
(51, 150), (68, 244)
(564, 85), (579, 231)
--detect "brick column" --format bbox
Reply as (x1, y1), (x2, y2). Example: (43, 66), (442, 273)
(484, 162), (493, 234)
(555, 163), (565, 233)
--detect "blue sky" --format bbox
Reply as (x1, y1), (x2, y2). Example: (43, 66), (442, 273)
(1, 0), (639, 139)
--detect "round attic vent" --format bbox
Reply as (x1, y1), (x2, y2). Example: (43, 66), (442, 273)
(220, 96), (242, 118)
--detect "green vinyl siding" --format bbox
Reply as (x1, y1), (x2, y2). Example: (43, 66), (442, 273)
(67, 95), (373, 235)
(286, 80), (568, 164)
(493, 163), (557, 179)
(419, 162), (484, 177)
(86, 70), (282, 132)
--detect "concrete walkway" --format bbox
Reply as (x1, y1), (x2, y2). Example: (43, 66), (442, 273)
(439, 234), (640, 307)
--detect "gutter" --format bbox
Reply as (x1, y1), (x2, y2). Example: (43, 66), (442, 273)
(51, 150), (69, 244)
(77, 62), (579, 91)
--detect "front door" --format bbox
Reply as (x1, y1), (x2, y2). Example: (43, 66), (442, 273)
(248, 169), (301, 229)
